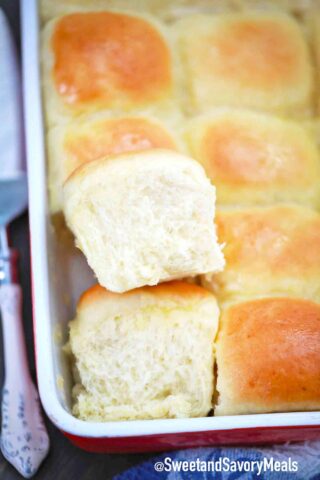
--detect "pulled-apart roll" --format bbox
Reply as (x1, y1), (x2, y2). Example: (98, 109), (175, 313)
(63, 149), (224, 293)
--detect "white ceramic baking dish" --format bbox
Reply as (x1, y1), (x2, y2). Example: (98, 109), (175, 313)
(21, 0), (320, 452)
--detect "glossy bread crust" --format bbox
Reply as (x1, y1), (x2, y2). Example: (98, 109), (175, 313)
(42, 11), (175, 125)
(203, 205), (320, 304)
(176, 12), (313, 115)
(185, 109), (320, 207)
(216, 297), (320, 415)
(78, 280), (215, 309)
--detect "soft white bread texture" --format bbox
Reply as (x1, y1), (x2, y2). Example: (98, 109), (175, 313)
(63, 149), (225, 293)
(69, 281), (220, 421)
(215, 297), (320, 415)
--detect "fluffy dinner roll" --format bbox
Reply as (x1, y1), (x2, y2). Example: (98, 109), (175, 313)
(69, 281), (220, 421)
(215, 297), (320, 416)
(63, 149), (225, 293)
(175, 12), (313, 116)
(185, 109), (320, 207)
(48, 115), (180, 212)
(202, 205), (320, 304)
(42, 11), (175, 125)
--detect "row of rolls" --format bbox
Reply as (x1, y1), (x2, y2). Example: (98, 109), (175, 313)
(41, 0), (320, 421)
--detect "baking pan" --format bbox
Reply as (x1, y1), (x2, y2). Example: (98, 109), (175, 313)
(21, 0), (320, 452)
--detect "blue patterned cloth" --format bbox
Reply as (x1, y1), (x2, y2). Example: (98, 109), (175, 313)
(115, 441), (320, 479)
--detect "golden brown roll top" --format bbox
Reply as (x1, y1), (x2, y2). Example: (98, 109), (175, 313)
(215, 297), (320, 415)
(43, 11), (175, 124)
(43, 9), (314, 124)
(48, 115), (179, 212)
(52, 12), (171, 106)
(62, 117), (177, 170)
(78, 280), (217, 312)
(203, 205), (320, 304)
(185, 109), (320, 207)
(176, 12), (313, 115)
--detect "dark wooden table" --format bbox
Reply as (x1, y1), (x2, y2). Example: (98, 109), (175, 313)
(0, 1), (153, 478)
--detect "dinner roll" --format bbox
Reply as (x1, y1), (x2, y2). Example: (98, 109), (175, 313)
(63, 149), (225, 293)
(175, 12), (313, 115)
(215, 297), (320, 415)
(185, 109), (320, 207)
(69, 281), (220, 421)
(202, 205), (320, 304)
(42, 11), (175, 125)
(48, 115), (180, 212)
